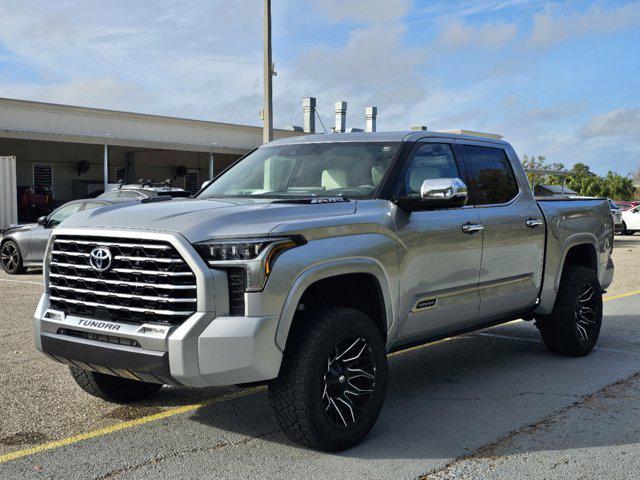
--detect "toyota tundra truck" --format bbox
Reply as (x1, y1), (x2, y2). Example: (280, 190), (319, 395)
(33, 131), (614, 451)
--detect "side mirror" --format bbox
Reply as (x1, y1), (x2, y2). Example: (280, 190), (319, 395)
(201, 180), (213, 191)
(37, 216), (48, 226)
(397, 178), (468, 212)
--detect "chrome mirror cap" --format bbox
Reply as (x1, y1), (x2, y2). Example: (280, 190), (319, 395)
(420, 178), (468, 206)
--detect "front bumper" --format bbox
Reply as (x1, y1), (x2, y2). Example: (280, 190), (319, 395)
(34, 293), (283, 387)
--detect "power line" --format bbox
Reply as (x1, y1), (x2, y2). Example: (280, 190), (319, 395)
(315, 110), (328, 134)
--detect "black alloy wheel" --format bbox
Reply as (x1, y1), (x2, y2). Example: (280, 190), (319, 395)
(575, 283), (600, 342)
(536, 265), (602, 357)
(269, 306), (388, 451)
(322, 336), (377, 429)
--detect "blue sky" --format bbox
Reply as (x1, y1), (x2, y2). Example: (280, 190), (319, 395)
(0, 0), (638, 175)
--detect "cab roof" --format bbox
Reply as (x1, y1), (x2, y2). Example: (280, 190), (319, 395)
(266, 131), (509, 147)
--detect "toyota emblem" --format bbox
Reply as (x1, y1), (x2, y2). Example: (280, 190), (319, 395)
(89, 247), (112, 272)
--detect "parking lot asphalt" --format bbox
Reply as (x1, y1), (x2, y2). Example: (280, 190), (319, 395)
(0, 235), (639, 479)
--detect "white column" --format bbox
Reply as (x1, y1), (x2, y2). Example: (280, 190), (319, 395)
(334, 101), (347, 133)
(103, 144), (109, 191)
(209, 152), (215, 180)
(303, 97), (316, 133)
(365, 106), (377, 133)
(0, 156), (17, 229)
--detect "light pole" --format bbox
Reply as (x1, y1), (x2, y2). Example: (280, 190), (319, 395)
(263, 0), (273, 144)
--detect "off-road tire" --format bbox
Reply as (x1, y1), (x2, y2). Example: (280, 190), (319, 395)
(69, 366), (162, 403)
(268, 307), (388, 451)
(535, 265), (602, 357)
(0, 240), (27, 274)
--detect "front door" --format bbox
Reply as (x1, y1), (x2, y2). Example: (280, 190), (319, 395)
(393, 141), (483, 339)
(458, 142), (545, 319)
(27, 202), (84, 263)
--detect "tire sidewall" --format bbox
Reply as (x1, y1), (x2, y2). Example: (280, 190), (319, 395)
(304, 311), (388, 450)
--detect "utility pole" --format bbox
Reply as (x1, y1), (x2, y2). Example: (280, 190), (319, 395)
(263, 0), (273, 144)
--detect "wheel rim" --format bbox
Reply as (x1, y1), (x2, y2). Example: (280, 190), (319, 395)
(575, 283), (599, 341)
(1, 243), (19, 272)
(321, 336), (377, 429)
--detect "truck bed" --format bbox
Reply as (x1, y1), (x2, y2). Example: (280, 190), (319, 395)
(535, 197), (614, 314)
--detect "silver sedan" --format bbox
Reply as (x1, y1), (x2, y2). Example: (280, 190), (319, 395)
(0, 198), (134, 274)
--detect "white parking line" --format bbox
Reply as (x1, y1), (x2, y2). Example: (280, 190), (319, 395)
(0, 278), (42, 286)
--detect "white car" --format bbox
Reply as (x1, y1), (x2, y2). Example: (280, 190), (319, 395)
(609, 200), (623, 233)
(621, 205), (640, 235)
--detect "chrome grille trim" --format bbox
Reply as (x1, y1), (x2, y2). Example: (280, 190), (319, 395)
(54, 239), (172, 250)
(52, 252), (183, 264)
(49, 273), (196, 290)
(50, 261), (193, 276)
(50, 285), (197, 303)
(49, 296), (193, 316)
(49, 235), (198, 324)
(113, 255), (184, 264)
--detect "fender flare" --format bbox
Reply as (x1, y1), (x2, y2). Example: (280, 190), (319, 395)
(553, 233), (600, 291)
(275, 257), (396, 351)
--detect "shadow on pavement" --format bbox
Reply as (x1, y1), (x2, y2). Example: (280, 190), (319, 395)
(182, 317), (640, 460)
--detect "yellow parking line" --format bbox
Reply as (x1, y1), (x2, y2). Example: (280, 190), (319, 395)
(604, 289), (640, 302)
(0, 386), (265, 464)
(2, 288), (640, 464)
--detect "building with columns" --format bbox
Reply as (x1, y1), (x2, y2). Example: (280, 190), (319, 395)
(0, 96), (304, 223)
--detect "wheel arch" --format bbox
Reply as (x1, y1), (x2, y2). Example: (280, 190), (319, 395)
(536, 233), (601, 315)
(275, 258), (395, 351)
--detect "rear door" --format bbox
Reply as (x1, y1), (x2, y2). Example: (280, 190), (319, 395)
(458, 142), (545, 319)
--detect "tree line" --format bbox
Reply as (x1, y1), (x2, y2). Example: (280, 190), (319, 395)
(521, 155), (638, 201)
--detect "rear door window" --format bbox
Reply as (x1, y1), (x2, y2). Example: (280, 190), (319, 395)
(460, 145), (519, 205)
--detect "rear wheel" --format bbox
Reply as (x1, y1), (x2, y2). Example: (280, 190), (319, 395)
(0, 240), (26, 274)
(69, 367), (162, 403)
(535, 266), (602, 357)
(268, 307), (388, 451)
(621, 222), (635, 235)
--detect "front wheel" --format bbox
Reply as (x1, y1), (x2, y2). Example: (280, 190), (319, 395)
(621, 222), (635, 235)
(535, 266), (602, 357)
(0, 240), (26, 274)
(268, 307), (388, 451)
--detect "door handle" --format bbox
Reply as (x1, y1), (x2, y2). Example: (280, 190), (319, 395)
(526, 218), (544, 228)
(461, 223), (483, 234)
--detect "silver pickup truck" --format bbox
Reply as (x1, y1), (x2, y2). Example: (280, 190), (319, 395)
(33, 131), (614, 451)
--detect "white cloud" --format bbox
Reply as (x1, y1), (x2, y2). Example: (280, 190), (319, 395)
(578, 108), (640, 139)
(434, 19), (518, 50)
(529, 2), (640, 48)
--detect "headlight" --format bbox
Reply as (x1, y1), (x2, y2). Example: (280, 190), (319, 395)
(194, 236), (305, 291)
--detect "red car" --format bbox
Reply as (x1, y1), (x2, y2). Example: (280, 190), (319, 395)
(615, 201), (640, 211)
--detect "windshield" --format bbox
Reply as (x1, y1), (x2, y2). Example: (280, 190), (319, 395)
(198, 142), (400, 199)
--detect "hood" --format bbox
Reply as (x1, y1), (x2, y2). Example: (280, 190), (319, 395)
(1, 223), (40, 236)
(59, 197), (357, 242)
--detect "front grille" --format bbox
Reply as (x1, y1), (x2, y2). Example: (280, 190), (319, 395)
(49, 236), (197, 324)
